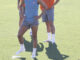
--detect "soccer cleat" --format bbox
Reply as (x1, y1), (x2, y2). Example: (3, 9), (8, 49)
(43, 40), (52, 43)
(12, 56), (21, 59)
(16, 48), (25, 55)
(43, 40), (55, 44)
(51, 40), (55, 44)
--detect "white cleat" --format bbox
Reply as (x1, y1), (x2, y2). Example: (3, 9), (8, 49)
(12, 56), (21, 59)
(43, 40), (52, 43)
(43, 40), (55, 44)
(16, 48), (25, 55)
(52, 41), (55, 44)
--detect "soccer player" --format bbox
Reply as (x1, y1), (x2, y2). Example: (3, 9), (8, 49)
(18, 0), (32, 35)
(16, 0), (47, 58)
(40, 0), (59, 43)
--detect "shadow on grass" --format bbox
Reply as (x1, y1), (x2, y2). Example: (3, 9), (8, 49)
(22, 36), (44, 60)
(24, 39), (44, 52)
(46, 43), (69, 60)
(19, 56), (37, 60)
(24, 39), (44, 60)
(19, 57), (26, 60)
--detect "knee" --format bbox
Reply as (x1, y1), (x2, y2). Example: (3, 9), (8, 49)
(17, 34), (22, 39)
(50, 23), (54, 28)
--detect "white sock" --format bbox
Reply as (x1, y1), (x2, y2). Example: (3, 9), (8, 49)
(52, 34), (55, 43)
(30, 29), (32, 35)
(20, 44), (25, 50)
(48, 32), (51, 40)
(16, 44), (25, 55)
(32, 48), (37, 55)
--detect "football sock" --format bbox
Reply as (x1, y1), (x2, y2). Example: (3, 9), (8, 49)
(48, 32), (51, 40)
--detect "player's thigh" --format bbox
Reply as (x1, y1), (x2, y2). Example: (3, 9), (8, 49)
(47, 8), (54, 22)
(18, 25), (28, 36)
(31, 26), (38, 37)
(42, 12), (48, 22)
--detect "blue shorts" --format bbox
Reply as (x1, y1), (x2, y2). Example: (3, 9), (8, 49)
(42, 8), (54, 22)
(22, 17), (39, 29)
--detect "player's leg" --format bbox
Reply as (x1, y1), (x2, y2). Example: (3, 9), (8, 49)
(31, 25), (38, 58)
(16, 25), (28, 55)
(45, 21), (51, 41)
(41, 12), (51, 42)
(48, 8), (55, 43)
(49, 21), (55, 43)
(42, 11), (52, 42)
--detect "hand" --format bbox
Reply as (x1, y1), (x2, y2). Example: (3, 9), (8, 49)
(51, 5), (54, 9)
(34, 16), (41, 20)
(20, 13), (24, 18)
(17, 5), (20, 10)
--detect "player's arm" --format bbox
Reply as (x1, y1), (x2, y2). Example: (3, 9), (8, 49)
(38, 0), (48, 13)
(19, 0), (24, 7)
(17, 0), (20, 9)
(20, 0), (25, 17)
(38, 0), (48, 10)
(22, 4), (25, 17)
(52, 0), (59, 8)
(54, 0), (59, 5)
(35, 0), (48, 19)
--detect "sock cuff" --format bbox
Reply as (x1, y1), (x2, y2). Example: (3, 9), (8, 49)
(20, 44), (24, 46)
(20, 44), (25, 48)
(33, 48), (37, 50)
(48, 32), (51, 34)
(48, 32), (51, 36)
(52, 34), (55, 36)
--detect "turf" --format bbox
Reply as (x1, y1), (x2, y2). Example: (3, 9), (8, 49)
(0, 0), (80, 60)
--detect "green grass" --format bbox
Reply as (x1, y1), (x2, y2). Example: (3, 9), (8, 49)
(0, 0), (80, 60)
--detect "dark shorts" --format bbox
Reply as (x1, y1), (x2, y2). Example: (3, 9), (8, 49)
(42, 8), (54, 22)
(22, 17), (39, 29)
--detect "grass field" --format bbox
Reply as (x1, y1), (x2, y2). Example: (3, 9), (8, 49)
(0, 0), (80, 60)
